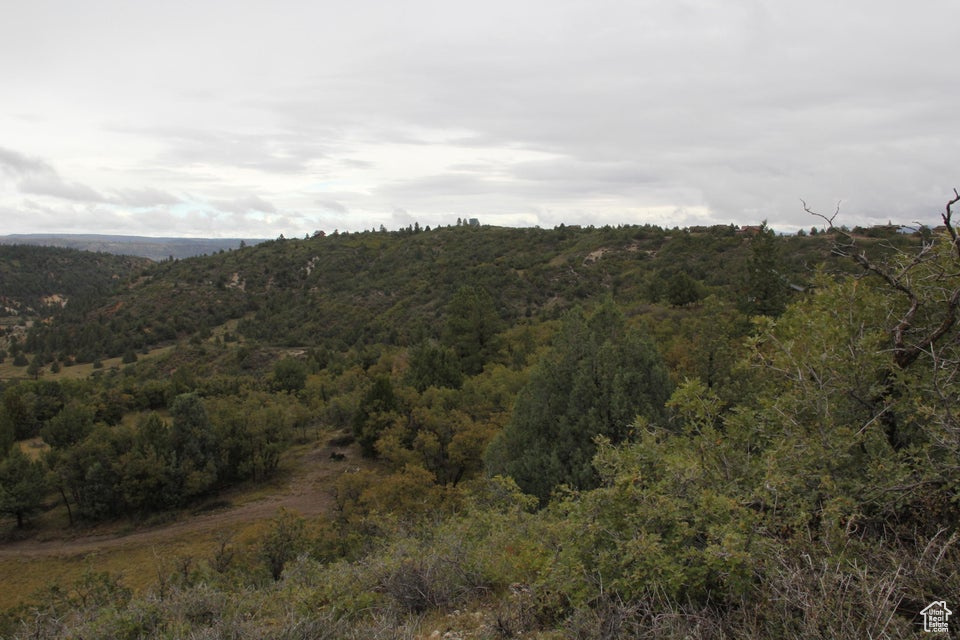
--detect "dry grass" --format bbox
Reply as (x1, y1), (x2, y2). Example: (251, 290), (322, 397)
(0, 516), (287, 611)
(16, 438), (49, 462)
(0, 345), (175, 382)
(0, 439), (366, 611)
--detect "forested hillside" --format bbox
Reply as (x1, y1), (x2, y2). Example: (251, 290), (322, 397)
(0, 245), (150, 373)
(0, 244), (149, 314)
(22, 222), (875, 363)
(0, 218), (955, 639)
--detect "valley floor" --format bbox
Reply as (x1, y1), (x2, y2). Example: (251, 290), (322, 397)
(0, 438), (360, 609)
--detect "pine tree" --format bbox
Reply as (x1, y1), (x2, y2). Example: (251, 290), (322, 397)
(352, 376), (400, 457)
(0, 447), (48, 528)
(442, 285), (501, 375)
(486, 300), (672, 503)
(744, 221), (788, 316)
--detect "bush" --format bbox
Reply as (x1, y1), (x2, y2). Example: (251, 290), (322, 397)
(260, 509), (308, 581)
(272, 357), (307, 393)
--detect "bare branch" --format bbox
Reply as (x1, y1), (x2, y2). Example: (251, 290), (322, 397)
(941, 188), (960, 261)
(802, 199), (866, 262)
(805, 191), (960, 369)
(801, 198), (842, 228)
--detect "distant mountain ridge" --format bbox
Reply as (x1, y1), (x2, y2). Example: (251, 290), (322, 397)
(0, 234), (268, 261)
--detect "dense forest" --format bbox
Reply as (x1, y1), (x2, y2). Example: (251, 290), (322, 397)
(0, 245), (149, 317)
(0, 214), (956, 639)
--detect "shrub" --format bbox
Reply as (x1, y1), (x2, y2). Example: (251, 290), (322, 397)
(260, 509), (309, 581)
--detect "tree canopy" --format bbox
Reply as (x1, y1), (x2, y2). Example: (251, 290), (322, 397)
(486, 300), (672, 502)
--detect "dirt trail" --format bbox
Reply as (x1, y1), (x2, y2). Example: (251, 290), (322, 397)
(0, 442), (359, 559)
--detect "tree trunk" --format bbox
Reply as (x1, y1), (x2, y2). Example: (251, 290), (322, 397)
(59, 485), (74, 526)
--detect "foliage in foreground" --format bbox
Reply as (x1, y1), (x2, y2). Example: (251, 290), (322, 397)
(1, 472), (955, 639)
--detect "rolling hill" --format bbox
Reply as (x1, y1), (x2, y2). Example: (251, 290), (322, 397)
(1, 221), (953, 639)
(0, 234), (266, 261)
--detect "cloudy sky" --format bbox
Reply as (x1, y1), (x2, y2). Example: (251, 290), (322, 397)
(1, 1), (957, 238)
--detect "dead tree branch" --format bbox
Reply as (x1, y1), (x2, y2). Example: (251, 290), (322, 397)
(804, 192), (960, 369)
(941, 188), (960, 261)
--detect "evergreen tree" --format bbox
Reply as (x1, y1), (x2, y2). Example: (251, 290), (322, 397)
(54, 426), (124, 519)
(665, 271), (703, 306)
(352, 376), (400, 457)
(743, 221), (788, 316)
(0, 416), (11, 456)
(406, 341), (463, 391)
(0, 446), (48, 528)
(26, 356), (42, 379)
(41, 401), (95, 449)
(486, 300), (672, 503)
(1, 386), (37, 440)
(443, 285), (501, 375)
(272, 357), (308, 393)
(169, 393), (218, 497)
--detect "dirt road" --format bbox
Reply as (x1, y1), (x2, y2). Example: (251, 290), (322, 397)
(0, 441), (357, 559)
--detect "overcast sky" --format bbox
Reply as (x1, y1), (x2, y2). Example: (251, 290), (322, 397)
(1, 1), (958, 238)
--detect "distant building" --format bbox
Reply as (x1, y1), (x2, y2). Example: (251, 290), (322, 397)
(468, 218), (480, 226)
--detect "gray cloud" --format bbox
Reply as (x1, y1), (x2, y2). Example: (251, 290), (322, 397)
(18, 200), (133, 233)
(113, 187), (182, 207)
(316, 199), (348, 215)
(376, 173), (507, 201)
(111, 125), (329, 174)
(0, 146), (52, 176)
(1, 1), (959, 236)
(18, 174), (107, 202)
(0, 147), (108, 203)
(210, 195), (278, 215)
